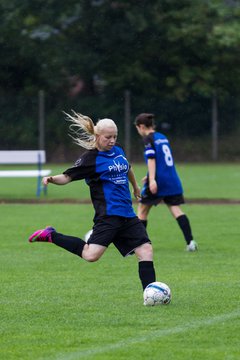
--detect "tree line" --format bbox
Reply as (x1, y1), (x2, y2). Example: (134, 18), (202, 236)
(1, 0), (240, 161)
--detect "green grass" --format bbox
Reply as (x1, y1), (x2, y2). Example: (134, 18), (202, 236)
(0, 162), (240, 200)
(0, 203), (239, 360)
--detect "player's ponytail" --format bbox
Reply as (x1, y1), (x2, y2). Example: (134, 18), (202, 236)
(64, 110), (96, 149)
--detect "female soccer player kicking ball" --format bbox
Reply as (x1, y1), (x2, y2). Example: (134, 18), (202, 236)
(29, 112), (157, 297)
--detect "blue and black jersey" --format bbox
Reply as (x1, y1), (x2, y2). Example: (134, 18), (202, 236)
(142, 132), (183, 196)
(63, 144), (136, 221)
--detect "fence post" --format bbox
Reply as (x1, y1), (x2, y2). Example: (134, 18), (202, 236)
(38, 90), (45, 150)
(211, 92), (218, 161)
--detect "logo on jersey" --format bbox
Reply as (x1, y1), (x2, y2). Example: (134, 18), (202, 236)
(108, 155), (129, 173)
(106, 155), (129, 184)
(155, 139), (169, 145)
(75, 158), (82, 166)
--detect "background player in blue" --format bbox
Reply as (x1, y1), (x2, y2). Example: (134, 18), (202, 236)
(29, 112), (158, 298)
(134, 113), (198, 252)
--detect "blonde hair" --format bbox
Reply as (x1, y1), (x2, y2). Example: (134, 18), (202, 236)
(95, 118), (117, 135)
(64, 111), (117, 150)
(64, 111), (96, 149)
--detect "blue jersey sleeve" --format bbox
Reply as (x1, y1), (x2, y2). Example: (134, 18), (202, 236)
(143, 133), (156, 159)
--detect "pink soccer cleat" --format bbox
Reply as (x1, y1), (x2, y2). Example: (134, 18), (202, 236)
(29, 226), (56, 243)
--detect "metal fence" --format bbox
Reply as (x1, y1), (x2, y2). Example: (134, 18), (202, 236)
(1, 90), (240, 162)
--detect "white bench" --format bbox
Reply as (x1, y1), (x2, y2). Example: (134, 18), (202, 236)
(0, 150), (51, 197)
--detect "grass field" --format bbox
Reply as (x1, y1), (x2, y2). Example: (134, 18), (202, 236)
(0, 162), (240, 200)
(0, 164), (240, 359)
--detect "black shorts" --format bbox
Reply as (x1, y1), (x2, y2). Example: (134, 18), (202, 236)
(140, 191), (185, 206)
(87, 216), (151, 257)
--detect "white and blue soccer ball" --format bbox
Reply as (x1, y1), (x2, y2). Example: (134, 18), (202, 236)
(84, 229), (93, 242)
(143, 281), (171, 306)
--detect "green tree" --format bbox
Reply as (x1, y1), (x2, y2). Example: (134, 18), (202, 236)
(1, 0), (240, 159)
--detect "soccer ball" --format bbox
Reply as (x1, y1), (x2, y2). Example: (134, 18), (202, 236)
(143, 282), (171, 306)
(84, 229), (93, 242)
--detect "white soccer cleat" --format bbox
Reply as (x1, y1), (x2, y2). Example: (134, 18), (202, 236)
(186, 240), (198, 252)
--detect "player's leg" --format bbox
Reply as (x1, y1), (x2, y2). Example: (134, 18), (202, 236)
(137, 202), (152, 228)
(168, 204), (184, 218)
(138, 182), (162, 228)
(167, 205), (197, 251)
(168, 204), (192, 243)
(113, 217), (156, 290)
(81, 243), (106, 261)
(29, 226), (107, 261)
(135, 243), (156, 290)
(52, 231), (107, 261)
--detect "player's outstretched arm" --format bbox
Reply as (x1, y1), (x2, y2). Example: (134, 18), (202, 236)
(42, 174), (72, 186)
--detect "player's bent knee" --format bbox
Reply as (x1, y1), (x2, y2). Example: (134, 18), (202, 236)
(135, 243), (153, 261)
(82, 252), (102, 262)
(82, 244), (106, 262)
(84, 255), (99, 262)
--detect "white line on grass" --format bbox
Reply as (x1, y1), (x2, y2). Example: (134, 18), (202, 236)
(49, 310), (239, 360)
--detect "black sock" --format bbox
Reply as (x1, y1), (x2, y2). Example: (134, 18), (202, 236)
(138, 261), (156, 290)
(51, 232), (86, 257)
(176, 214), (193, 245)
(140, 220), (148, 228)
